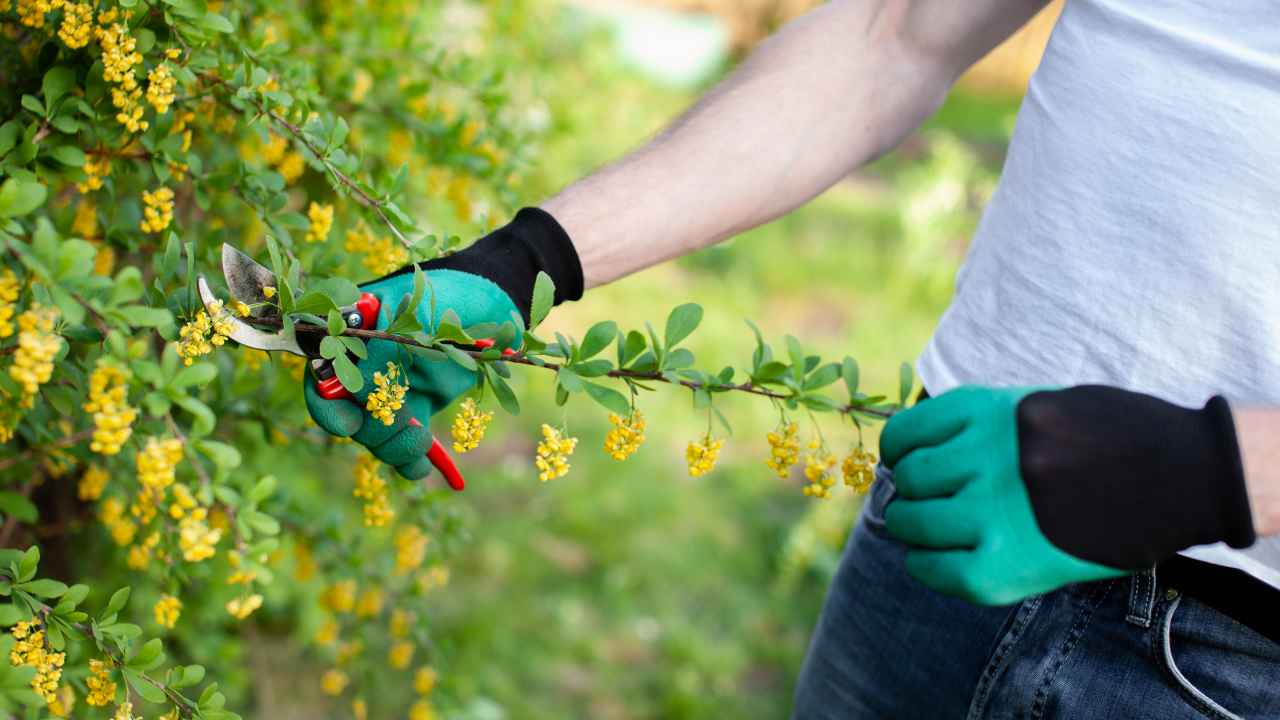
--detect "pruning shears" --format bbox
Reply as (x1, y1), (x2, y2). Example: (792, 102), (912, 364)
(197, 243), (492, 491)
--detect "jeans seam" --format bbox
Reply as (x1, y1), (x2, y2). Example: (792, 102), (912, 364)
(1029, 581), (1110, 720)
(1153, 596), (1243, 720)
(965, 596), (1043, 720)
(1126, 568), (1156, 627)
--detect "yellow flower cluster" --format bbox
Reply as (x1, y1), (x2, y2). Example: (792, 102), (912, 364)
(178, 507), (222, 562)
(139, 187), (174, 233)
(0, 269), (19, 338)
(137, 436), (182, 496)
(99, 498), (136, 546)
(603, 410), (645, 461)
(78, 153), (111, 193)
(146, 63), (176, 114)
(49, 683), (74, 717)
(322, 579), (357, 614)
(354, 588), (383, 618)
(450, 398), (492, 453)
(16, 0), (51, 28)
(388, 641), (414, 669)
(226, 593), (264, 620)
(345, 224), (408, 275)
(126, 531), (160, 570)
(321, 668), (349, 696)
(78, 465), (109, 501)
(57, 1), (93, 48)
(97, 12), (148, 133)
(390, 609), (412, 638)
(801, 444), (838, 499)
(153, 594), (182, 629)
(417, 564), (450, 593)
(86, 658), (117, 706)
(534, 424), (577, 482)
(83, 361), (137, 455)
(686, 434), (724, 477)
(350, 69), (373, 103)
(72, 199), (97, 238)
(410, 701), (437, 720)
(305, 201), (334, 243)
(10, 305), (61, 407)
(175, 300), (234, 365)
(841, 446), (877, 493)
(10, 620), (65, 705)
(765, 422), (800, 479)
(414, 666), (437, 695)
(394, 524), (429, 576)
(314, 617), (338, 646)
(113, 701), (135, 720)
(366, 362), (407, 426)
(353, 455), (394, 526)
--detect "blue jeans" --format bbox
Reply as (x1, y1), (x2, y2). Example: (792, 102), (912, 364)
(792, 466), (1280, 719)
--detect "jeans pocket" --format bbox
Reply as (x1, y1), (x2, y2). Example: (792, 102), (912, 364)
(1155, 594), (1280, 720)
(861, 464), (896, 537)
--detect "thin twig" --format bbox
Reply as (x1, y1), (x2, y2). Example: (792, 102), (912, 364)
(201, 73), (413, 250)
(0, 429), (93, 473)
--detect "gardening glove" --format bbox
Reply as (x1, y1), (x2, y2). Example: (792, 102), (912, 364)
(304, 207), (583, 480)
(879, 384), (1255, 606)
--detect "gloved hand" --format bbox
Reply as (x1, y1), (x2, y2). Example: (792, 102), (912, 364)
(304, 207), (583, 480)
(879, 385), (1256, 606)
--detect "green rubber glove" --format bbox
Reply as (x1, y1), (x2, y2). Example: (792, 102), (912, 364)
(879, 385), (1126, 606)
(304, 268), (522, 480)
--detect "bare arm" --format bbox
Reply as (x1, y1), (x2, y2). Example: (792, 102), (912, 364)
(1234, 408), (1280, 536)
(543, 0), (1049, 288)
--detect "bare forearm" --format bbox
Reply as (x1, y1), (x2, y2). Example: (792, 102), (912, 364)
(543, 0), (1046, 287)
(1234, 407), (1280, 536)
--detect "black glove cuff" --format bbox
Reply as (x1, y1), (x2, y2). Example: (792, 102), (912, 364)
(1017, 386), (1256, 570)
(385, 207), (584, 325)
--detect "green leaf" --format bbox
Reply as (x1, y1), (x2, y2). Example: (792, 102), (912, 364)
(104, 586), (131, 616)
(60, 584), (89, 607)
(41, 67), (75, 109)
(579, 321), (617, 360)
(662, 348), (694, 370)
(173, 394), (216, 436)
(172, 362), (217, 389)
(248, 475), (276, 504)
(530, 271), (554, 328)
(664, 303), (703, 348)
(126, 669), (167, 703)
(0, 178), (47, 218)
(21, 94), (43, 116)
(618, 330), (646, 367)
(899, 361), (914, 405)
(17, 547), (38, 582)
(118, 305), (173, 327)
(307, 278), (360, 307)
(338, 336), (367, 359)
(111, 267), (145, 304)
(333, 353), (363, 393)
(327, 308), (345, 336)
(0, 493), (37, 524)
(18, 579), (67, 598)
(318, 336), (343, 360)
(442, 343), (476, 371)
(179, 664), (206, 688)
(786, 336), (806, 384)
(290, 292), (338, 316)
(50, 145), (86, 166)
(245, 511), (279, 535)
(196, 440), (241, 470)
(583, 382), (630, 415)
(488, 372), (520, 415)
(556, 368), (583, 393)
(842, 356), (860, 398)
(803, 362), (841, 391)
(0, 605), (24, 626)
(200, 11), (235, 33)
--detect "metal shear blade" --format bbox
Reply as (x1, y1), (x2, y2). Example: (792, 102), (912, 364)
(196, 274), (306, 357)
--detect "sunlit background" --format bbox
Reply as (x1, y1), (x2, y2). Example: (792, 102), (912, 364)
(269, 1), (1060, 717)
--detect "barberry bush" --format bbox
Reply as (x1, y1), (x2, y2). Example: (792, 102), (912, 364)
(0, 0), (923, 717)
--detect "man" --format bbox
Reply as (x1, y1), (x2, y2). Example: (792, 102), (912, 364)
(305, 0), (1280, 716)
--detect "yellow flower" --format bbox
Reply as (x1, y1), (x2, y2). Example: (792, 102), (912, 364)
(841, 446), (877, 494)
(354, 588), (383, 618)
(99, 498), (136, 546)
(72, 199), (97, 237)
(48, 683), (74, 717)
(78, 465), (110, 501)
(261, 285), (276, 299)
(603, 410), (645, 461)
(294, 541), (318, 582)
(765, 422), (800, 479)
(86, 659), (116, 706)
(225, 593), (264, 620)
(349, 69), (373, 103)
(57, 1), (93, 48)
(232, 299), (251, 317)
(366, 362), (407, 426)
(165, 47), (181, 59)
(409, 700), (436, 720)
(389, 609), (412, 639)
(175, 301), (235, 365)
(178, 508), (222, 562)
(320, 668), (348, 696)
(304, 202), (334, 243)
(145, 63), (176, 114)
(78, 154), (111, 193)
(136, 436), (182, 496)
(352, 698), (368, 720)
(83, 360), (137, 455)
(0, 269), (21, 338)
(353, 455), (394, 526)
(413, 666), (437, 695)
(388, 640), (414, 670)
(260, 133), (288, 165)
(113, 701), (135, 720)
(139, 187), (174, 233)
(450, 398), (492, 453)
(16, 0), (49, 28)
(9, 620), (65, 704)
(344, 223), (408, 276)
(153, 594), (182, 629)
(277, 151), (305, 183)
(394, 525), (429, 576)
(321, 579), (357, 614)
(685, 434), (724, 477)
(534, 424), (577, 482)
(801, 444), (838, 499)
(9, 305), (61, 407)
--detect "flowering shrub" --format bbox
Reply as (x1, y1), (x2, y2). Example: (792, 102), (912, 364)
(0, 0), (908, 717)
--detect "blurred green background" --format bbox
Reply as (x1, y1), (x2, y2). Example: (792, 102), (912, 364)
(404, 3), (1032, 719)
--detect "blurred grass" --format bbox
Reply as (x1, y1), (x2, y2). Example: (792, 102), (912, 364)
(426, 12), (1024, 720)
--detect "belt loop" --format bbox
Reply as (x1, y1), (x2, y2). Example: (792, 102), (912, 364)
(1125, 567), (1157, 627)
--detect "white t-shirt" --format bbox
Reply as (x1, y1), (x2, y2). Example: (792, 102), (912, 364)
(918, 0), (1280, 587)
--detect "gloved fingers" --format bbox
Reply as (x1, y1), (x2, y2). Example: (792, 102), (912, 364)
(370, 396), (435, 469)
(879, 389), (972, 468)
(891, 445), (974, 499)
(393, 455), (434, 482)
(304, 372), (363, 438)
(885, 497), (981, 549)
(903, 549), (987, 604)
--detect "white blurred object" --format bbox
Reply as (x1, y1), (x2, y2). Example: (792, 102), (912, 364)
(567, 0), (729, 89)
